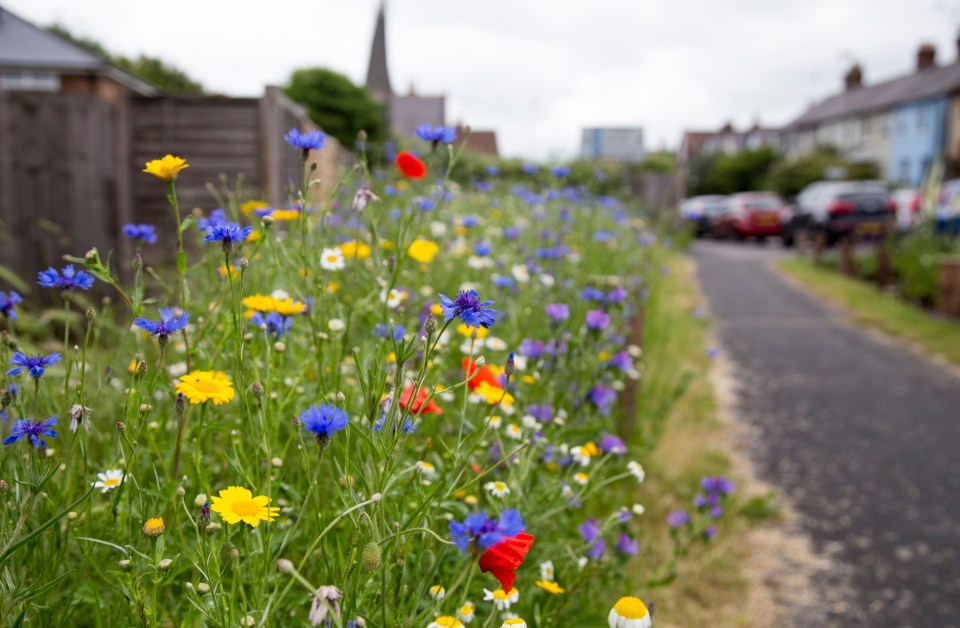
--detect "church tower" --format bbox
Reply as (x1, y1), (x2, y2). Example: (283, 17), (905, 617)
(365, 2), (392, 104)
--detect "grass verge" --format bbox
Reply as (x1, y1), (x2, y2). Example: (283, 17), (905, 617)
(778, 256), (960, 368)
(632, 247), (776, 627)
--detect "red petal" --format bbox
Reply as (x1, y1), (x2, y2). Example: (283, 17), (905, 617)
(395, 151), (426, 179)
(478, 533), (534, 591)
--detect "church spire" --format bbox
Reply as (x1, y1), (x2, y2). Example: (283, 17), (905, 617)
(365, 2), (392, 103)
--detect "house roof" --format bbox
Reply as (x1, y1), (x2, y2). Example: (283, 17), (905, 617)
(789, 61), (960, 128)
(0, 5), (155, 94)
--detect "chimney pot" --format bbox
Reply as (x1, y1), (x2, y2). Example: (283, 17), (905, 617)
(844, 64), (863, 90)
(917, 43), (936, 71)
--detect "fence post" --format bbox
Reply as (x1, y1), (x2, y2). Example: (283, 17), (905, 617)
(876, 238), (893, 288)
(839, 237), (856, 276)
(936, 256), (960, 318)
(259, 87), (282, 207)
(813, 231), (826, 265)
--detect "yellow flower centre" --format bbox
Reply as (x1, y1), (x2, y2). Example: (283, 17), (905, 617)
(493, 482), (507, 491)
(504, 620), (525, 626)
(102, 478), (120, 487)
(434, 617), (460, 627)
(231, 499), (261, 517)
(613, 596), (649, 619)
(493, 589), (507, 600)
(326, 254), (339, 263)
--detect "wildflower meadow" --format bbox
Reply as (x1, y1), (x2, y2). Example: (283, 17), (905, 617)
(0, 127), (732, 627)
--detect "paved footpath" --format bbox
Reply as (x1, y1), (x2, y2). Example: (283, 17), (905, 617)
(691, 241), (960, 628)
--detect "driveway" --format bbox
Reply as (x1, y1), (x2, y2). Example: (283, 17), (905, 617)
(691, 240), (960, 627)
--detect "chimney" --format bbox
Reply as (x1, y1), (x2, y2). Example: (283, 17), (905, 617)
(917, 43), (936, 71)
(844, 64), (863, 90)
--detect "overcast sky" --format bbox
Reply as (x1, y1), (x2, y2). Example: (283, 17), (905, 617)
(6, 0), (960, 160)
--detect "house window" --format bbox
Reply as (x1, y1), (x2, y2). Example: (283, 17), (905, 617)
(0, 70), (60, 91)
(918, 107), (928, 132)
(899, 159), (910, 183)
(898, 112), (907, 135)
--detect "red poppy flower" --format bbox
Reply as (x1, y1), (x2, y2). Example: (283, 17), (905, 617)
(461, 357), (503, 391)
(478, 532), (534, 592)
(395, 151), (427, 179)
(399, 384), (442, 415)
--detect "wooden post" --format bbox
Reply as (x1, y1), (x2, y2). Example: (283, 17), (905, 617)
(259, 86), (282, 207)
(839, 237), (856, 276)
(813, 231), (826, 265)
(796, 228), (808, 257)
(936, 256), (960, 318)
(876, 238), (893, 288)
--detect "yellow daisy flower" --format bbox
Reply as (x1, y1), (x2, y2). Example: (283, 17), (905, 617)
(239, 200), (270, 215)
(209, 486), (279, 527)
(142, 154), (188, 182)
(456, 323), (490, 339)
(142, 517), (165, 537)
(269, 208), (301, 221)
(176, 371), (235, 405)
(340, 241), (371, 259)
(535, 580), (565, 594)
(407, 239), (440, 263)
(474, 381), (514, 408)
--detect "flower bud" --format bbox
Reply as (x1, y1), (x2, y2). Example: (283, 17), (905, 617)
(198, 502), (211, 528)
(136, 360), (147, 377)
(67, 511), (78, 521)
(175, 393), (185, 418)
(424, 314), (438, 334)
(475, 356), (485, 368)
(251, 381), (264, 399)
(118, 559), (131, 570)
(115, 421), (126, 435)
(176, 485), (186, 497)
(358, 129), (368, 141)
(86, 307), (96, 321)
(142, 517), (165, 537)
(0, 389), (11, 410)
(0, 479), (7, 492)
(361, 541), (382, 571)
(238, 256), (249, 269)
(158, 558), (173, 570)
(505, 352), (516, 377)
(197, 583), (210, 594)
(276, 558), (296, 574)
(387, 255), (395, 274)
(219, 542), (239, 568)
(132, 253), (143, 271)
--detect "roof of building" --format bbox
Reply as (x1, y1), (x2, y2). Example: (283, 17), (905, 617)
(389, 91), (445, 137)
(789, 61), (960, 128)
(0, 5), (156, 94)
(455, 128), (498, 156)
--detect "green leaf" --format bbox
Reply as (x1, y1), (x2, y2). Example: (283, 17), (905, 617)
(179, 215), (195, 233)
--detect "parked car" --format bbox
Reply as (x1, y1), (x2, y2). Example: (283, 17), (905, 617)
(787, 180), (894, 244)
(710, 192), (784, 242)
(679, 195), (728, 237)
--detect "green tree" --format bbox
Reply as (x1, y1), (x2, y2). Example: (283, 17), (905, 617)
(47, 24), (203, 93)
(689, 147), (781, 195)
(766, 145), (878, 199)
(284, 68), (385, 148)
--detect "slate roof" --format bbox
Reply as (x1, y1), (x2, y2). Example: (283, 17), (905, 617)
(789, 62), (960, 128)
(0, 5), (155, 94)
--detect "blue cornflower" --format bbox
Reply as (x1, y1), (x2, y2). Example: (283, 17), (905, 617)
(438, 290), (497, 329)
(416, 198), (436, 212)
(202, 221), (252, 253)
(299, 403), (349, 445)
(3, 417), (57, 447)
(372, 323), (405, 342)
(197, 208), (227, 230)
(493, 275), (515, 289)
(521, 163), (539, 174)
(551, 166), (570, 177)
(448, 508), (524, 554)
(37, 264), (94, 291)
(251, 312), (291, 340)
(474, 242), (491, 257)
(133, 307), (189, 344)
(284, 128), (325, 151)
(415, 124), (457, 147)
(586, 384), (617, 415)
(485, 165), (500, 177)
(701, 475), (735, 496)
(122, 223), (158, 245)
(667, 510), (691, 528)
(8, 352), (60, 378)
(372, 415), (416, 434)
(0, 291), (22, 319)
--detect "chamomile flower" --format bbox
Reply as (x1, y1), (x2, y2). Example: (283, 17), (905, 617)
(456, 602), (476, 623)
(320, 247), (345, 271)
(92, 469), (124, 493)
(487, 415), (502, 429)
(383, 288), (408, 309)
(417, 461), (438, 479)
(632, 504), (646, 516)
(608, 596), (652, 628)
(504, 423), (522, 441)
(483, 587), (518, 611)
(427, 617), (463, 628)
(573, 472), (589, 486)
(539, 560), (555, 581)
(501, 620), (526, 628)
(429, 585), (446, 600)
(570, 442), (600, 467)
(627, 461), (646, 483)
(485, 481), (510, 498)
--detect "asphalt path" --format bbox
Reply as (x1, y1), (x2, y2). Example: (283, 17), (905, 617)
(691, 240), (960, 627)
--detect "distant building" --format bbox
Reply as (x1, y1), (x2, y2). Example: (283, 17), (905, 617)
(676, 122), (781, 197)
(581, 127), (646, 162)
(784, 42), (960, 185)
(365, 3), (445, 138)
(454, 126), (499, 157)
(0, 6), (155, 99)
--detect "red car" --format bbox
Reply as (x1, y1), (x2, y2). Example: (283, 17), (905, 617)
(711, 192), (784, 241)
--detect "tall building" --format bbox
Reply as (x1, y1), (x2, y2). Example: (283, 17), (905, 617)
(365, 2), (445, 138)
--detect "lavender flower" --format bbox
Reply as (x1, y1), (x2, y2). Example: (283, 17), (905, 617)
(585, 310), (610, 331)
(545, 303), (569, 322)
(615, 533), (638, 556)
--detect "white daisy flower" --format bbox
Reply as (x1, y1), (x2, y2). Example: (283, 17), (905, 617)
(382, 288), (407, 309)
(485, 481), (510, 498)
(577, 556), (589, 570)
(501, 619), (527, 628)
(538, 273), (555, 287)
(487, 415), (502, 429)
(485, 337), (507, 351)
(511, 264), (530, 282)
(504, 423), (522, 441)
(430, 221), (448, 237)
(483, 588), (514, 611)
(429, 584), (446, 600)
(627, 461), (646, 483)
(521, 414), (539, 430)
(320, 247), (345, 271)
(328, 318), (346, 332)
(270, 289), (290, 300)
(456, 602), (476, 624)
(539, 560), (555, 581)
(507, 588), (519, 604)
(570, 446), (593, 467)
(92, 469), (124, 493)
(427, 617), (463, 628)
(608, 596), (652, 628)
(416, 461), (437, 478)
(632, 503), (646, 516)
(573, 472), (589, 486)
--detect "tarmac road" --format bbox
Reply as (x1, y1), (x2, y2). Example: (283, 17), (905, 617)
(691, 240), (960, 627)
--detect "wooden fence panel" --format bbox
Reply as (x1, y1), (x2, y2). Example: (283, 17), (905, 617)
(0, 92), (120, 291)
